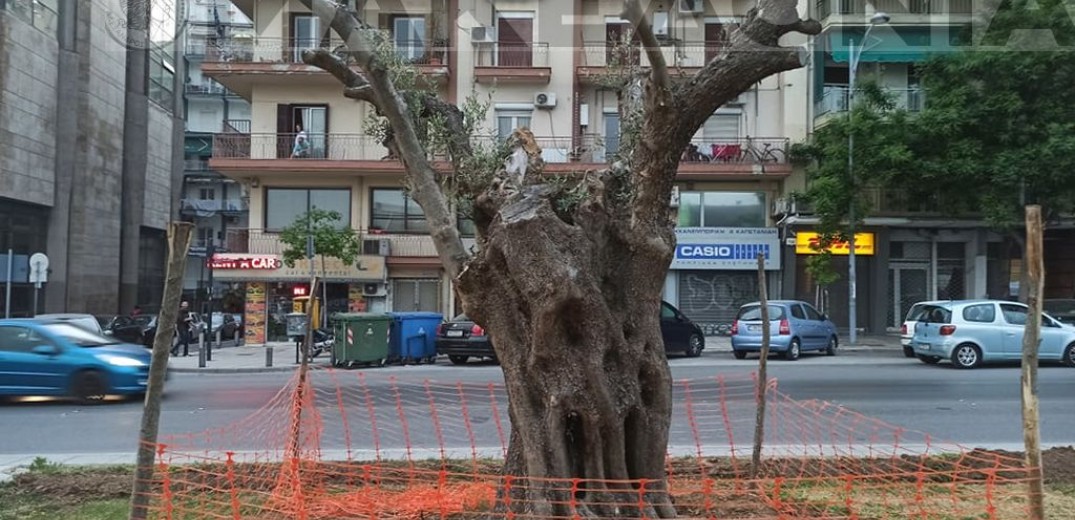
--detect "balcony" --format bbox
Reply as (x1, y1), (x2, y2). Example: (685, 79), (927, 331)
(815, 86), (925, 117)
(863, 188), (945, 216)
(226, 229), (444, 259)
(199, 36), (450, 98)
(184, 81), (231, 96)
(474, 43), (551, 84)
(210, 133), (792, 179)
(180, 199), (249, 216)
(814, 0), (972, 22)
(576, 41), (722, 82)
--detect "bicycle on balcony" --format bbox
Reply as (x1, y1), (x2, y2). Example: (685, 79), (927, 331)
(740, 138), (783, 163)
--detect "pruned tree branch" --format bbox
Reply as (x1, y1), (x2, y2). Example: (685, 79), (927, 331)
(621, 0), (670, 106)
(300, 0), (469, 278)
(302, 49), (376, 103)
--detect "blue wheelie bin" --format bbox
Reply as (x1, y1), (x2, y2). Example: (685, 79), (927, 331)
(387, 312), (444, 364)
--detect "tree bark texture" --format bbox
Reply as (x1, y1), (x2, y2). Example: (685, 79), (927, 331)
(1021, 206), (1045, 520)
(299, 0), (819, 516)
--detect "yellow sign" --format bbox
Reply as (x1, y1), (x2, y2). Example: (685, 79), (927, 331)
(795, 232), (875, 256)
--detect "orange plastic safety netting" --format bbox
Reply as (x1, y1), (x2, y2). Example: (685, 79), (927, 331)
(143, 368), (1037, 519)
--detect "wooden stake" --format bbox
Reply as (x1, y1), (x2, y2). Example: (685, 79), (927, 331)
(1022, 205), (1045, 520)
(129, 222), (193, 520)
(751, 253), (771, 480)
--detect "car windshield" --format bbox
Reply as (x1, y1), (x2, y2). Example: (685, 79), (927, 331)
(451, 314), (469, 322)
(736, 304), (787, 321)
(43, 323), (122, 347)
(905, 304), (932, 322)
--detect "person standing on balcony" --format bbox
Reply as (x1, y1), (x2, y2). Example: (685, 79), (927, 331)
(291, 124), (310, 158)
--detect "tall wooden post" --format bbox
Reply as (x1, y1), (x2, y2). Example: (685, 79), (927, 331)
(751, 253), (771, 479)
(1022, 205), (1045, 520)
(129, 222), (193, 520)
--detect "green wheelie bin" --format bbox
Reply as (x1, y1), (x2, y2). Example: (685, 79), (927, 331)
(331, 313), (393, 368)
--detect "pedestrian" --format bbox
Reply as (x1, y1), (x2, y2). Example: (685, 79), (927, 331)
(130, 305), (142, 317)
(171, 301), (193, 357)
(290, 124), (310, 158)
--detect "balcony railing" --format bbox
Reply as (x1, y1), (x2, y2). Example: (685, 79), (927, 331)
(185, 82), (228, 95)
(815, 0), (972, 17)
(863, 188), (944, 215)
(181, 199), (249, 215)
(201, 36), (448, 66)
(213, 133), (791, 165)
(226, 229), (443, 257)
(474, 43), (550, 67)
(580, 41), (731, 69)
(184, 159), (211, 172)
(223, 119), (251, 134)
(816, 86), (925, 116)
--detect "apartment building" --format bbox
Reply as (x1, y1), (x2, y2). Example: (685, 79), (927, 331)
(202, 0), (808, 343)
(776, 1), (1019, 334)
(179, 0), (253, 314)
(0, 0), (183, 317)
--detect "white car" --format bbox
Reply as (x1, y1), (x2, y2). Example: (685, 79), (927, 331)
(900, 301), (946, 358)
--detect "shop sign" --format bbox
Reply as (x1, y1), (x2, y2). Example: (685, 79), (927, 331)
(211, 254), (387, 282)
(671, 228), (781, 270)
(208, 254), (282, 270)
(795, 232), (875, 256)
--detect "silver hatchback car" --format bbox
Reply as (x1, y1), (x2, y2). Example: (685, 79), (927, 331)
(912, 300), (1075, 369)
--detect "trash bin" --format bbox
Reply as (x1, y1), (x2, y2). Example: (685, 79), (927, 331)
(331, 313), (392, 368)
(388, 312), (444, 364)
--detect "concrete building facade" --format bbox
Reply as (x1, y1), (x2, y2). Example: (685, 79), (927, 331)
(0, 0), (183, 317)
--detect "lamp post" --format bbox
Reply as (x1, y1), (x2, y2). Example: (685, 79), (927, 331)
(847, 12), (889, 345)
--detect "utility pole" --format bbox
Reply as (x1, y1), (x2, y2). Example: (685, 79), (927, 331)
(1021, 205), (1045, 520)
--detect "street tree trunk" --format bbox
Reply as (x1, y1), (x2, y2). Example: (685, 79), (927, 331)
(300, 0), (820, 516)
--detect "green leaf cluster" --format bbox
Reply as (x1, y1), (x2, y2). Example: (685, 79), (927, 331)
(278, 208), (361, 269)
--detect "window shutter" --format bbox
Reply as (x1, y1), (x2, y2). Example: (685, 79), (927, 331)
(704, 113), (740, 140)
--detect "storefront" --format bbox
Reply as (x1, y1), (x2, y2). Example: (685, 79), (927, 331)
(209, 253), (387, 344)
(663, 227), (781, 336)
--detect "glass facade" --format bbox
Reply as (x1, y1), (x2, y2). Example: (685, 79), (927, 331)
(264, 188), (351, 230)
(677, 191), (767, 228)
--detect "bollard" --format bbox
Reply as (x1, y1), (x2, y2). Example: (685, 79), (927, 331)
(234, 329), (241, 346)
(206, 337), (213, 362)
(198, 338), (206, 368)
(295, 341), (301, 365)
(197, 331), (204, 355)
(216, 329), (222, 347)
(265, 346), (273, 367)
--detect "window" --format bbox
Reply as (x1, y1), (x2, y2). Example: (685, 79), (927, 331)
(803, 304), (823, 321)
(393, 16), (426, 62)
(999, 304), (1027, 326)
(291, 14), (326, 63)
(661, 303), (678, 319)
(371, 188), (427, 234)
(496, 110), (532, 141)
(149, 48), (175, 111)
(0, 326), (43, 353)
(677, 192), (766, 228)
(264, 188), (351, 231)
(4, 0), (58, 33)
(457, 213), (476, 237)
(199, 188), (216, 200)
(276, 104), (328, 159)
(197, 227), (214, 247)
(962, 304), (996, 323)
(789, 305), (806, 320)
(496, 15), (533, 67)
(920, 305), (952, 324)
(736, 304), (786, 321)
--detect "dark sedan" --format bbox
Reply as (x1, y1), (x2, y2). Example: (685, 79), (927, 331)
(434, 301), (705, 365)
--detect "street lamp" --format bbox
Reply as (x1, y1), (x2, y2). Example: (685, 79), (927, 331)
(846, 11), (889, 346)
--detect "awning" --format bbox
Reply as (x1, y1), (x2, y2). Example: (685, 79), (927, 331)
(826, 27), (961, 63)
(184, 134), (213, 156)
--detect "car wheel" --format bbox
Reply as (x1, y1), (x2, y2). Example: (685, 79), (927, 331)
(825, 336), (838, 356)
(903, 346), (916, 358)
(448, 355), (469, 365)
(733, 350), (747, 360)
(917, 354), (941, 365)
(951, 344), (982, 369)
(685, 334), (704, 358)
(1063, 344), (1075, 367)
(782, 339), (801, 361)
(71, 371), (108, 405)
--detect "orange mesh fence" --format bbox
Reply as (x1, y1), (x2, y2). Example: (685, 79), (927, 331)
(144, 369), (1038, 519)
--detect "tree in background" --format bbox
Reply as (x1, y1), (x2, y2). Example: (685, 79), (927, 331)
(298, 0), (822, 516)
(279, 208), (361, 325)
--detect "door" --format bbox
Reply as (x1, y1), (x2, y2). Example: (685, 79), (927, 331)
(277, 104), (328, 158)
(889, 264), (930, 329)
(496, 111), (533, 141)
(704, 23), (728, 62)
(660, 302), (691, 352)
(597, 113), (620, 162)
(291, 15), (323, 63)
(605, 23), (639, 66)
(497, 17), (533, 67)
(391, 279), (442, 313)
(801, 302), (829, 350)
(999, 303), (1028, 357)
(0, 325), (67, 394)
(394, 17), (426, 62)
(787, 303), (813, 348)
(1039, 315), (1070, 360)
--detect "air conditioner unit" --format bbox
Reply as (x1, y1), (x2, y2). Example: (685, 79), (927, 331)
(678, 0), (704, 15)
(534, 92), (557, 109)
(362, 282), (387, 297)
(471, 25), (496, 44)
(670, 186), (681, 208)
(772, 197), (790, 216)
(362, 238), (391, 256)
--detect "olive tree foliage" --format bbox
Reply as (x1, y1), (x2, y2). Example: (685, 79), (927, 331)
(298, 0), (820, 517)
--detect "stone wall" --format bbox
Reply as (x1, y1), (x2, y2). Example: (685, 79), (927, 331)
(144, 105), (175, 229)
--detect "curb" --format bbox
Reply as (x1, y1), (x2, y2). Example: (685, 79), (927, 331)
(169, 366), (301, 374)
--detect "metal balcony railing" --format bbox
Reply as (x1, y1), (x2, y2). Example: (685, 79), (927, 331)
(181, 199), (249, 215)
(816, 86), (925, 116)
(213, 133), (393, 161)
(570, 135), (791, 164)
(225, 229), (442, 257)
(185, 82), (228, 95)
(815, 0), (972, 17)
(184, 159), (211, 172)
(201, 36), (449, 66)
(474, 42), (550, 67)
(223, 119), (251, 134)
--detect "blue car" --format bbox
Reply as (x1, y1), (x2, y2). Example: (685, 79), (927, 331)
(0, 319), (156, 403)
(730, 300), (839, 360)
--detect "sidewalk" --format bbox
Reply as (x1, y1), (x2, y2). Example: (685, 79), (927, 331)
(165, 334), (905, 373)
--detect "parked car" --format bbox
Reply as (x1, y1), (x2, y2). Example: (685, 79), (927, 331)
(900, 301), (946, 358)
(33, 314), (105, 336)
(101, 315), (154, 345)
(435, 301), (706, 365)
(730, 300), (839, 361)
(210, 313), (243, 339)
(911, 300), (1075, 369)
(0, 318), (158, 403)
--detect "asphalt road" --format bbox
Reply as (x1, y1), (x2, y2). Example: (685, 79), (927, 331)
(2, 350), (1073, 459)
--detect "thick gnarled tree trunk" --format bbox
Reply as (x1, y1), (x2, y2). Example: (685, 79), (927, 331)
(299, 0), (820, 516)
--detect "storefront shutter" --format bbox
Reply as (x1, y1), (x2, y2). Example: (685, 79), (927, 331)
(677, 271), (758, 335)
